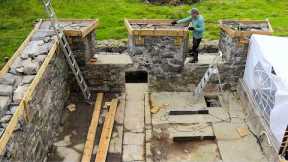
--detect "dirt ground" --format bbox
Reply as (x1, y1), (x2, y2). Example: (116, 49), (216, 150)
(47, 92), (119, 162)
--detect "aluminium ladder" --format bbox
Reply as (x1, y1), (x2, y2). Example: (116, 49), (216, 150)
(40, 0), (91, 100)
(194, 51), (223, 98)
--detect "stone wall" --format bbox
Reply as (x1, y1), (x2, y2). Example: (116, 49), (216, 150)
(83, 63), (128, 92)
(68, 30), (98, 92)
(1, 50), (69, 162)
(219, 29), (249, 89)
(68, 30), (97, 66)
(149, 63), (208, 91)
(128, 35), (189, 91)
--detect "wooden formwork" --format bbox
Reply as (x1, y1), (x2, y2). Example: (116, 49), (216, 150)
(54, 19), (98, 38)
(0, 19), (98, 155)
(124, 19), (189, 46)
(219, 19), (273, 44)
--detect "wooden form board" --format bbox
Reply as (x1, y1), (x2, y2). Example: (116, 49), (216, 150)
(219, 19), (273, 38)
(95, 99), (119, 162)
(0, 40), (59, 155)
(81, 93), (104, 162)
(124, 19), (189, 37)
(43, 19), (98, 38)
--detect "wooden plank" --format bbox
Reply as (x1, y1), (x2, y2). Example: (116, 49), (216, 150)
(128, 19), (176, 24)
(43, 19), (98, 38)
(132, 29), (187, 37)
(125, 19), (188, 37)
(124, 18), (133, 35)
(0, 20), (42, 77)
(81, 20), (98, 38)
(95, 99), (119, 162)
(219, 19), (273, 38)
(0, 40), (58, 155)
(81, 93), (104, 162)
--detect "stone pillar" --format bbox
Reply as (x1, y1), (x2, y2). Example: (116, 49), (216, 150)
(68, 30), (96, 66)
(218, 20), (272, 89)
(218, 30), (248, 89)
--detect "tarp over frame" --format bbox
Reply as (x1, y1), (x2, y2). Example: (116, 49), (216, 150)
(244, 34), (288, 148)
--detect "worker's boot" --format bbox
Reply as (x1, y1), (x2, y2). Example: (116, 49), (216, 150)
(189, 52), (198, 63)
(190, 58), (198, 63)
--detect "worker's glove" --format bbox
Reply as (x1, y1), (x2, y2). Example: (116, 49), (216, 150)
(171, 20), (177, 25)
(188, 26), (195, 31)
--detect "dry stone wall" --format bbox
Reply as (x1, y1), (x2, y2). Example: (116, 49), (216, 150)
(128, 35), (189, 91)
(68, 30), (97, 66)
(1, 51), (69, 162)
(218, 21), (272, 89)
(0, 30), (55, 139)
(0, 20), (97, 161)
(83, 63), (128, 92)
(219, 30), (250, 89)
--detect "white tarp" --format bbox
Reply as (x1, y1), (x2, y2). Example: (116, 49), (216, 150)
(244, 34), (288, 148)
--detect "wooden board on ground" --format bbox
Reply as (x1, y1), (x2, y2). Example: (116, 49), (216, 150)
(81, 93), (104, 162)
(95, 99), (119, 162)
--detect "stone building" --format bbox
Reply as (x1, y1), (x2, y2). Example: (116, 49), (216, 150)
(0, 18), (283, 162)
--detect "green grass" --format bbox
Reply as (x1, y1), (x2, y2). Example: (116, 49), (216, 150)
(1, 0), (288, 64)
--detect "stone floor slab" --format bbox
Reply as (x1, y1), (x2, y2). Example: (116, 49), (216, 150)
(122, 145), (144, 161)
(124, 132), (144, 145)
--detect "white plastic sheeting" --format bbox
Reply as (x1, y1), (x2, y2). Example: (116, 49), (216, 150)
(244, 34), (288, 148)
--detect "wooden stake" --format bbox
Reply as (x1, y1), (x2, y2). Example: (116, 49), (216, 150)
(81, 93), (104, 162)
(95, 99), (119, 162)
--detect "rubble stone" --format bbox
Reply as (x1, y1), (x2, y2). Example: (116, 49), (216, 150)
(31, 30), (55, 41)
(13, 85), (29, 104)
(9, 106), (18, 114)
(0, 128), (4, 136)
(0, 115), (12, 123)
(0, 85), (13, 96)
(96, 39), (127, 53)
(0, 73), (16, 86)
(21, 40), (51, 59)
(21, 75), (35, 85)
(22, 59), (40, 75)
(9, 57), (23, 74)
(0, 96), (11, 116)
(35, 55), (47, 64)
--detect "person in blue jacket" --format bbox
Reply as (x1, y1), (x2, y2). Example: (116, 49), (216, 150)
(171, 8), (205, 63)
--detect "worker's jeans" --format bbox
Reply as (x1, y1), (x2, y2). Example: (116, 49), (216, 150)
(191, 37), (202, 61)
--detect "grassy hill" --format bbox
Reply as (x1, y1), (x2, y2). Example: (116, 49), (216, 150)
(1, 0), (288, 64)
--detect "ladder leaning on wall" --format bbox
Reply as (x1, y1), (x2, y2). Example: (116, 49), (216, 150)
(40, 0), (91, 100)
(193, 51), (224, 98)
